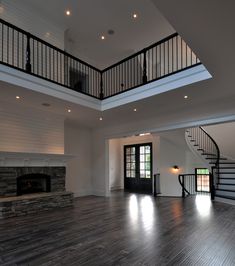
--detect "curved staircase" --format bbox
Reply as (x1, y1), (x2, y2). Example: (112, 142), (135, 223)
(185, 127), (235, 204)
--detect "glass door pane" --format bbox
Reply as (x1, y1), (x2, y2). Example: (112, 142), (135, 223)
(196, 168), (210, 192)
(125, 146), (136, 178)
(139, 144), (152, 179)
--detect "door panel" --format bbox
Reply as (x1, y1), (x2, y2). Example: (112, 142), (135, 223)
(124, 143), (152, 194)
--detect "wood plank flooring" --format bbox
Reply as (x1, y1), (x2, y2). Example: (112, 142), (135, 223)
(0, 191), (235, 265)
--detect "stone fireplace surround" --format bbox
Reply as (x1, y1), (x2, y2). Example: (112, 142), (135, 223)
(0, 151), (74, 219)
(0, 166), (66, 197)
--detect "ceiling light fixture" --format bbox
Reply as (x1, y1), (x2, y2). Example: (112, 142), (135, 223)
(184, 95), (188, 99)
(16, 96), (20, 99)
(133, 108), (137, 112)
(133, 13), (138, 19)
(101, 35), (105, 40)
(66, 10), (71, 16)
(99, 117), (103, 121)
(68, 109), (71, 113)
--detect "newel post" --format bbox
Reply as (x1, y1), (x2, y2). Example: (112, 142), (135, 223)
(210, 172), (215, 200)
(182, 175), (185, 198)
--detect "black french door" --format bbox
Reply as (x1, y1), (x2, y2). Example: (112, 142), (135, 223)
(124, 143), (152, 194)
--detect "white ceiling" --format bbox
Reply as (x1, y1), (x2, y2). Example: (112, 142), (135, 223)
(16, 0), (175, 68)
(0, 0), (235, 136)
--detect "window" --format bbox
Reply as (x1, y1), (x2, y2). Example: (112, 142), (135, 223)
(195, 168), (210, 192)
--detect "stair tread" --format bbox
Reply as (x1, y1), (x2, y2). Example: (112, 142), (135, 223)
(202, 153), (216, 156)
(206, 157), (227, 160)
(220, 177), (235, 179)
(218, 183), (235, 186)
(216, 188), (235, 192)
(210, 162), (235, 164)
(219, 167), (235, 169)
(217, 162), (235, 164)
(215, 194), (235, 200)
(216, 172), (235, 174)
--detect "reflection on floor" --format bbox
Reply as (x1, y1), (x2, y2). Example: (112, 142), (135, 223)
(0, 191), (234, 265)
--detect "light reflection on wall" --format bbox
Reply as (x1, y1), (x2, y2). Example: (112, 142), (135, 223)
(195, 195), (211, 217)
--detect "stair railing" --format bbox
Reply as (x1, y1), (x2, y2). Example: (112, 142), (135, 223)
(178, 174), (195, 198)
(178, 173), (211, 198)
(186, 126), (220, 200)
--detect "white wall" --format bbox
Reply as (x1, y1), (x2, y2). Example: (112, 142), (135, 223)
(0, 101), (64, 154)
(106, 129), (205, 197)
(91, 130), (109, 196)
(1, 0), (65, 49)
(64, 121), (92, 197)
(204, 122), (235, 160)
(109, 139), (122, 190)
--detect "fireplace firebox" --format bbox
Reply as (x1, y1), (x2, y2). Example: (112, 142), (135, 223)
(17, 174), (51, 196)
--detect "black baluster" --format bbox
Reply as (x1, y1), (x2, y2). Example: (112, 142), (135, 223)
(182, 175), (185, 198)
(142, 50), (147, 84)
(100, 72), (104, 99)
(25, 33), (31, 72)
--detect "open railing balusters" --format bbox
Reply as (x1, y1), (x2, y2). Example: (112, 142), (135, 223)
(0, 19), (101, 99)
(101, 34), (200, 98)
(0, 18), (201, 100)
(178, 174), (211, 198)
(186, 126), (220, 200)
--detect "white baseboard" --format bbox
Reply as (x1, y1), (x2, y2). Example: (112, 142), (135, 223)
(92, 189), (106, 196)
(110, 186), (123, 191)
(214, 196), (235, 206)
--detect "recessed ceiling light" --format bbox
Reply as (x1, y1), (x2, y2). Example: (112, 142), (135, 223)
(184, 95), (188, 99)
(45, 32), (51, 38)
(133, 13), (138, 19)
(107, 29), (115, 35)
(133, 108), (137, 112)
(101, 35), (105, 40)
(68, 109), (71, 113)
(66, 10), (71, 16)
(16, 96), (20, 99)
(99, 117), (103, 121)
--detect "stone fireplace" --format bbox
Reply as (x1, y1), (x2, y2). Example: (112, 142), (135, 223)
(0, 151), (74, 219)
(0, 166), (66, 197)
(17, 173), (51, 196)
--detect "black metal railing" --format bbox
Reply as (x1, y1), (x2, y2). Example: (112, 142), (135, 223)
(0, 18), (201, 100)
(101, 33), (201, 98)
(186, 126), (220, 199)
(0, 19), (101, 99)
(178, 174), (211, 198)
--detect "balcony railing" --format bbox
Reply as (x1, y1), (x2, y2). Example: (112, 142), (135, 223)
(0, 19), (201, 100)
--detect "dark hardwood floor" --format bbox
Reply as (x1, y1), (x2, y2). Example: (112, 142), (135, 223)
(0, 191), (235, 266)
